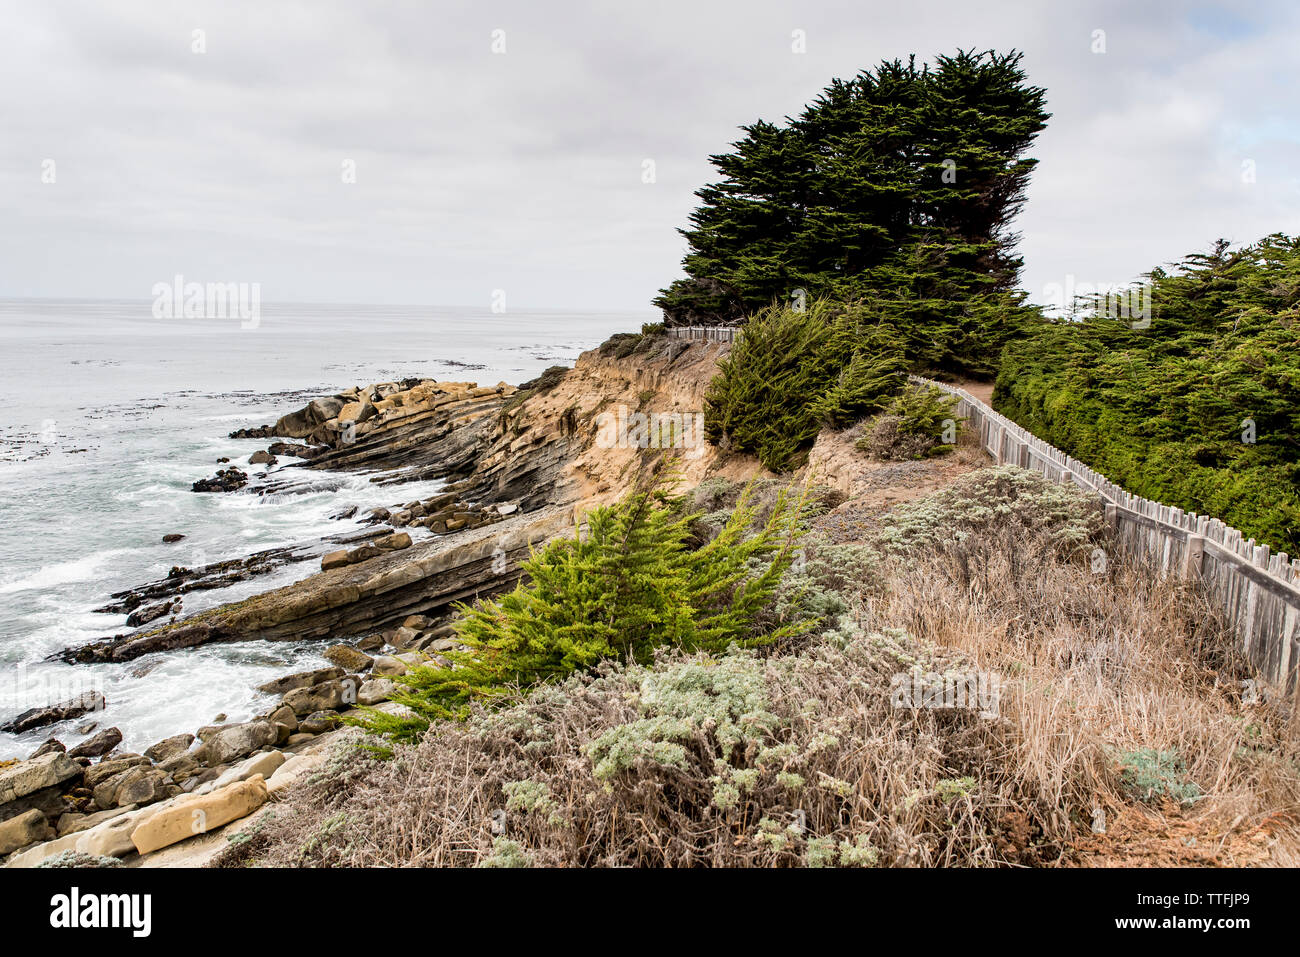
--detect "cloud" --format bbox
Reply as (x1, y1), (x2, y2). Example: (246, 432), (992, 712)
(0, 0), (1297, 310)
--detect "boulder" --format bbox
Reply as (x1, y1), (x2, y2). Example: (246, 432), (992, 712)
(125, 600), (176, 627)
(193, 721), (277, 766)
(27, 738), (65, 760)
(56, 803), (137, 838)
(0, 808), (52, 856)
(298, 711), (341, 735)
(323, 644), (373, 672)
(0, 691), (107, 735)
(67, 727), (123, 760)
(321, 549), (349, 571)
(377, 532), (412, 552)
(256, 667), (343, 697)
(83, 756), (150, 790)
(131, 776), (268, 855)
(282, 678), (355, 717)
(371, 655), (407, 677)
(0, 751), (82, 806)
(143, 733), (195, 764)
(207, 751), (285, 793)
(162, 533), (185, 543)
(191, 467), (248, 493)
(248, 450), (277, 465)
(358, 679), (396, 705)
(112, 768), (171, 808)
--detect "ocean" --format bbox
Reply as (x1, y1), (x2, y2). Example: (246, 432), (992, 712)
(0, 299), (647, 759)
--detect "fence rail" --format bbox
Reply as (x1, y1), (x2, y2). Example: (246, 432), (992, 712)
(667, 325), (742, 343)
(914, 376), (1300, 705)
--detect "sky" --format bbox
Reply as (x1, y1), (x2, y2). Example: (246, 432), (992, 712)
(1, 0), (1298, 312)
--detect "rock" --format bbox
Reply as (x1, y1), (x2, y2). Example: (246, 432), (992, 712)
(208, 751), (285, 792)
(0, 808), (52, 856)
(282, 678), (355, 717)
(402, 614), (433, 630)
(56, 803), (137, 838)
(298, 711), (341, 735)
(131, 776), (268, 855)
(371, 655), (407, 677)
(266, 704), (297, 745)
(266, 750), (329, 797)
(248, 450), (277, 465)
(162, 533), (185, 543)
(27, 738), (65, 760)
(193, 721), (277, 766)
(143, 733), (195, 764)
(109, 768), (170, 808)
(256, 667), (344, 697)
(78, 810), (148, 858)
(82, 756), (150, 790)
(285, 733), (316, 747)
(157, 754), (199, 782)
(321, 549), (350, 570)
(356, 633), (385, 652)
(362, 507), (391, 524)
(191, 467), (248, 493)
(66, 727), (123, 759)
(384, 626), (420, 649)
(329, 504), (358, 520)
(0, 691), (107, 735)
(358, 678), (396, 705)
(377, 532), (412, 551)
(323, 644), (373, 672)
(0, 752), (82, 806)
(125, 599), (177, 627)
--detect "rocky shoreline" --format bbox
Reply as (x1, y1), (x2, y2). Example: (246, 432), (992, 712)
(1, 332), (746, 867)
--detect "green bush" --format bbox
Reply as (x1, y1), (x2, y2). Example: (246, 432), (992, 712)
(1117, 748), (1201, 806)
(856, 384), (964, 460)
(352, 471), (812, 744)
(996, 233), (1300, 554)
(704, 300), (909, 471)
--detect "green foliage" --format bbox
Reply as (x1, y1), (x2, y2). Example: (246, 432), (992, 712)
(856, 384), (964, 460)
(655, 49), (1049, 378)
(703, 300), (909, 470)
(352, 471), (811, 744)
(1118, 748), (1201, 806)
(996, 233), (1300, 553)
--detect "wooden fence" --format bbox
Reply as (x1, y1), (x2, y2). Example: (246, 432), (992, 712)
(668, 325), (742, 343)
(913, 376), (1300, 706)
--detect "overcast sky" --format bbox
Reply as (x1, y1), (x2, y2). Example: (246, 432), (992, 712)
(2, 0), (1298, 311)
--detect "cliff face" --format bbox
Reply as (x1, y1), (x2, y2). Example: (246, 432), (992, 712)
(462, 334), (765, 517)
(59, 334), (762, 662)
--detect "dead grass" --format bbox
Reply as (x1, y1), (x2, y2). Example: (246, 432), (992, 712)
(224, 466), (1300, 867)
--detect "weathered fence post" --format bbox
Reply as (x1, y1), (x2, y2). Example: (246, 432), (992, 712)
(1184, 534), (1205, 579)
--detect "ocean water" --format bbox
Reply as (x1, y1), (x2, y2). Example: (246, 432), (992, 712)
(0, 300), (647, 759)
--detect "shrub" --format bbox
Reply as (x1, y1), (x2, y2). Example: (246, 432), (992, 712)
(351, 469), (812, 744)
(856, 384), (964, 460)
(704, 300), (908, 470)
(996, 233), (1300, 554)
(1118, 748), (1202, 806)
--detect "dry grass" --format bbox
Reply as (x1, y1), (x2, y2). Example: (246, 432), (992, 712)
(223, 466), (1300, 867)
